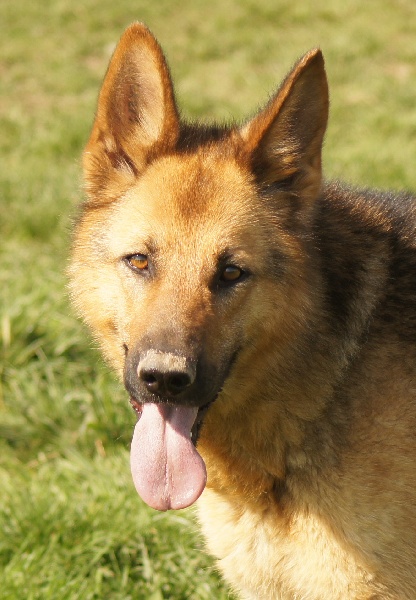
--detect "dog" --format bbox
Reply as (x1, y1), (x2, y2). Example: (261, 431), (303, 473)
(69, 23), (416, 599)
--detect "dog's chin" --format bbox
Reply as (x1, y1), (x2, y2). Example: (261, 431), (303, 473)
(129, 395), (217, 445)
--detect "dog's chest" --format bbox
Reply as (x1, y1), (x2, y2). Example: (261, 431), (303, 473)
(197, 490), (380, 600)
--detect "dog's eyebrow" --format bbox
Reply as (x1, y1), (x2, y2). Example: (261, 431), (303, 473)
(216, 247), (248, 265)
(215, 246), (288, 279)
(116, 237), (160, 260)
(141, 238), (159, 256)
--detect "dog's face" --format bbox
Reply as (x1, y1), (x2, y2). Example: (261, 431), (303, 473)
(69, 23), (328, 510)
(73, 153), (288, 403)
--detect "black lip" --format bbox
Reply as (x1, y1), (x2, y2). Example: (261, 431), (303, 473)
(191, 396), (217, 445)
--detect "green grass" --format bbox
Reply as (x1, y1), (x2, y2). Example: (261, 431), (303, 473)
(1, 0), (416, 597)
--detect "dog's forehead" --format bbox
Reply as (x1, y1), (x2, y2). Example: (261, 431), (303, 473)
(121, 153), (255, 227)
(148, 153), (251, 211)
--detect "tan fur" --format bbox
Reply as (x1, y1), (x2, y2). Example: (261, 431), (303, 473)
(70, 23), (416, 599)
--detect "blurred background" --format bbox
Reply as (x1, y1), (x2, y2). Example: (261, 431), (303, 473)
(1, 1), (416, 598)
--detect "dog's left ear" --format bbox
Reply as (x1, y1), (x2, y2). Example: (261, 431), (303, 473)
(240, 49), (328, 202)
(83, 23), (179, 201)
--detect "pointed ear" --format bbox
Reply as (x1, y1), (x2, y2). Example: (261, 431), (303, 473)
(240, 49), (328, 202)
(83, 23), (180, 201)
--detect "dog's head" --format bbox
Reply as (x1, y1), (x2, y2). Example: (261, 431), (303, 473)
(69, 23), (328, 510)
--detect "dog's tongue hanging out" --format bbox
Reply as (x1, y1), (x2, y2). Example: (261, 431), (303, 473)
(130, 403), (207, 510)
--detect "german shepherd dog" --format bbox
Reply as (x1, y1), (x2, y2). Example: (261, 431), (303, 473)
(69, 23), (416, 599)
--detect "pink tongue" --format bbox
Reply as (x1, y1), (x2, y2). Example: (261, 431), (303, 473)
(130, 403), (207, 510)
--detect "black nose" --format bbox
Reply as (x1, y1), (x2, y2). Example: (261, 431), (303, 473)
(140, 369), (193, 395)
(138, 351), (196, 397)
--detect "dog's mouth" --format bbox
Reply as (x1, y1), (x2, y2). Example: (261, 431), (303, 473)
(129, 396), (214, 446)
(129, 396), (142, 417)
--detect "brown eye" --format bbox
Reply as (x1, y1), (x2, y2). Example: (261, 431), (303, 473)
(220, 265), (244, 283)
(127, 254), (148, 271)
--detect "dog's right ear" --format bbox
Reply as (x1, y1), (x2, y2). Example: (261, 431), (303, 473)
(83, 23), (179, 202)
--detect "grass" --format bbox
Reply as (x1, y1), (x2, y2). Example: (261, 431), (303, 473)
(1, 0), (416, 597)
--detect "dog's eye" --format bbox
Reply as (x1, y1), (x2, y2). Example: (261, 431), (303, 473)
(220, 265), (244, 284)
(126, 254), (149, 271)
